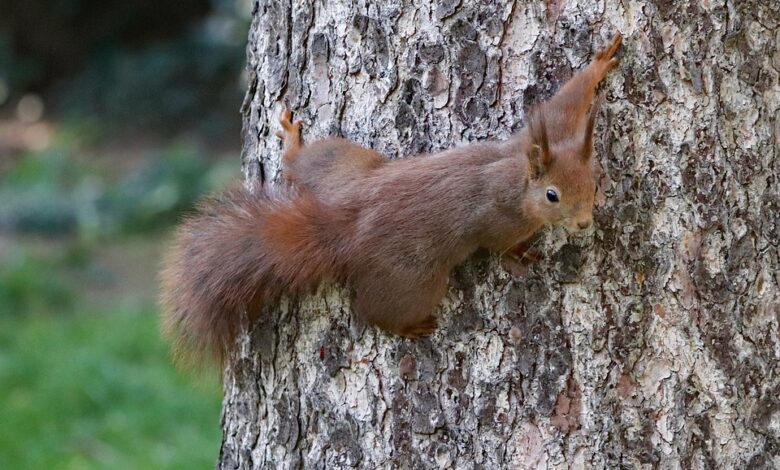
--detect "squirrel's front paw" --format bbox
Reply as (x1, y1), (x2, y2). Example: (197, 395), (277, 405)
(275, 107), (302, 139)
(593, 33), (622, 73)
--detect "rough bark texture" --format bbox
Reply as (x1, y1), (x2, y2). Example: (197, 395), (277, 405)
(220, 0), (780, 468)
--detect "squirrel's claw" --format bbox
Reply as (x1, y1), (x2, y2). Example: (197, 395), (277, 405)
(279, 108), (292, 126)
(595, 34), (621, 59)
(594, 33), (622, 64)
(589, 33), (622, 78)
(277, 108), (303, 141)
(278, 108), (302, 131)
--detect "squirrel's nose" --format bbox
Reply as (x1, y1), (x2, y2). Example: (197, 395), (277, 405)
(577, 220), (592, 230)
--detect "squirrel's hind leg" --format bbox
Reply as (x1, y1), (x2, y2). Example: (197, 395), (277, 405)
(275, 108), (303, 179)
(401, 315), (438, 338)
(352, 272), (448, 338)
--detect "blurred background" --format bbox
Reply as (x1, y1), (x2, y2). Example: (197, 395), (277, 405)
(0, 0), (250, 467)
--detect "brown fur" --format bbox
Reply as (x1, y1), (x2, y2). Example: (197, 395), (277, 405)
(160, 34), (622, 365)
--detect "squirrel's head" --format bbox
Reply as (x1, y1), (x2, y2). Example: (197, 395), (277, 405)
(521, 106), (599, 233)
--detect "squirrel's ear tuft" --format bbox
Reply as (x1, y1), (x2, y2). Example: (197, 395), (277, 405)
(581, 95), (603, 163)
(526, 107), (551, 179)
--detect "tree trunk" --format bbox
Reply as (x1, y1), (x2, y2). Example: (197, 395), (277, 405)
(220, 0), (780, 467)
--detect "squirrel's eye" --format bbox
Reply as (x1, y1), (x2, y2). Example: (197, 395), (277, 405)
(546, 189), (559, 203)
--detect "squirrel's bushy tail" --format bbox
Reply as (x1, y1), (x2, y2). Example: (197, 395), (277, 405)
(160, 185), (350, 366)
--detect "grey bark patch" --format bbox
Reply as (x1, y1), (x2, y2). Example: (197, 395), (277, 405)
(273, 392), (300, 446)
(436, 0), (461, 20)
(398, 353), (417, 380)
(418, 42), (446, 64)
(351, 15), (389, 79)
(552, 243), (583, 283)
(319, 324), (350, 377)
(326, 414), (364, 466)
(310, 33), (329, 62)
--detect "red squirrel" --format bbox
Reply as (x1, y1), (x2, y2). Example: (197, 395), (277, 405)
(161, 34), (622, 364)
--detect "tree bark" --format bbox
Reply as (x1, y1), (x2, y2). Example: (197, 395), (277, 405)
(220, 0), (780, 467)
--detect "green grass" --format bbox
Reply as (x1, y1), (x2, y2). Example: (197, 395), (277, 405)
(0, 119), (232, 469)
(0, 305), (222, 469)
